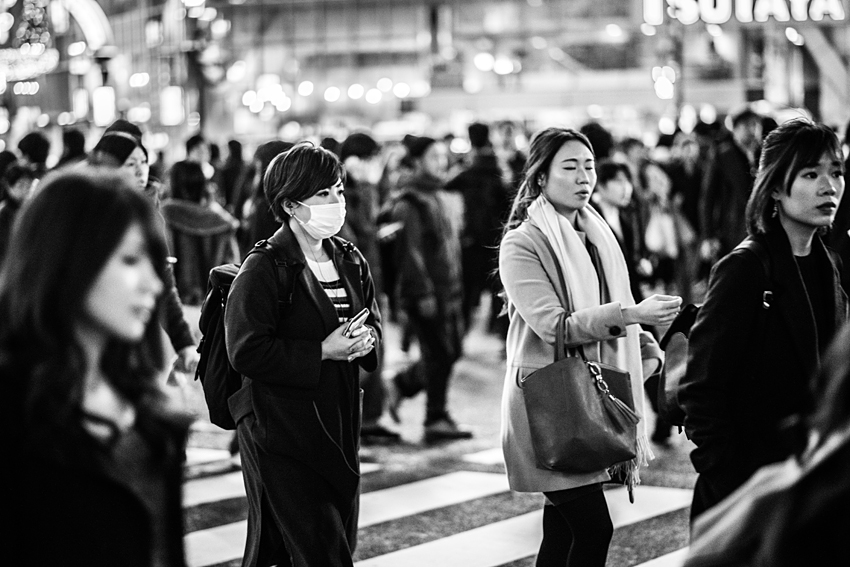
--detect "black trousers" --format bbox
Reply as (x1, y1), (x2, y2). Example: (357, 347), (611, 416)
(394, 300), (463, 423)
(537, 484), (613, 567)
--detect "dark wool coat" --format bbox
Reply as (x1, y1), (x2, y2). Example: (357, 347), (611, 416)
(699, 139), (756, 257)
(680, 224), (847, 514)
(7, 409), (191, 567)
(224, 221), (381, 565)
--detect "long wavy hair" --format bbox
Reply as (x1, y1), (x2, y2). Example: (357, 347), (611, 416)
(0, 168), (170, 453)
(501, 127), (595, 238)
(745, 118), (843, 235)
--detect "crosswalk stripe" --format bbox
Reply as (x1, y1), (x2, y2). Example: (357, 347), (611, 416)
(353, 486), (692, 567)
(634, 547), (689, 566)
(184, 471), (509, 567)
(462, 447), (505, 465)
(183, 463), (383, 508)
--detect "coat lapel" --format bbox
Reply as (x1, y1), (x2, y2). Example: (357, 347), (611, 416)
(765, 230), (819, 369)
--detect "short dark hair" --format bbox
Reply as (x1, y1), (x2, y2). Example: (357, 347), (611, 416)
(2, 162), (35, 188)
(731, 108), (762, 129)
(596, 159), (632, 187)
(468, 122), (491, 149)
(0, 167), (169, 447)
(17, 131), (50, 164)
(169, 160), (207, 202)
(745, 118), (843, 235)
(263, 142), (345, 222)
(186, 134), (206, 155)
(580, 122), (615, 160)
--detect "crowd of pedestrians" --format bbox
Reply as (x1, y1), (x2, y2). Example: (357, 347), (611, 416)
(0, 110), (847, 566)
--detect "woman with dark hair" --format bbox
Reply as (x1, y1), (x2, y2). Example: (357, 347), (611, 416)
(161, 160), (239, 304)
(3, 168), (191, 566)
(89, 126), (200, 377)
(499, 127), (677, 566)
(225, 142), (381, 567)
(240, 139), (295, 251)
(0, 162), (36, 264)
(680, 117), (847, 523)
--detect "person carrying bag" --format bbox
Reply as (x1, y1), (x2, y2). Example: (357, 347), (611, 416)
(498, 127), (679, 567)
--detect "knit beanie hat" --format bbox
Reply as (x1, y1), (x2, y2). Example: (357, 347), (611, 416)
(91, 132), (140, 165)
(406, 136), (436, 160)
(104, 119), (147, 159)
(340, 133), (379, 162)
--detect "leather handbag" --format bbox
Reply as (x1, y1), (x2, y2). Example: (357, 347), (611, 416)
(521, 312), (640, 473)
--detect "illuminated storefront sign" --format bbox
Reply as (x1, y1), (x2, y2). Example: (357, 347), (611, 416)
(644, 0), (847, 26)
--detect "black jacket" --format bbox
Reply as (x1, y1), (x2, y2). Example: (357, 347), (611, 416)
(225, 221), (382, 499)
(390, 172), (463, 304)
(680, 224), (847, 497)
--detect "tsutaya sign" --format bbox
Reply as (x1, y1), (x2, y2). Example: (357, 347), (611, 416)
(643, 0), (847, 25)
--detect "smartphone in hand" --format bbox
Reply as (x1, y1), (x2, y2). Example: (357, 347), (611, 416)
(343, 308), (369, 337)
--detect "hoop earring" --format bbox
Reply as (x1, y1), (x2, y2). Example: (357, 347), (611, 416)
(772, 200), (779, 218)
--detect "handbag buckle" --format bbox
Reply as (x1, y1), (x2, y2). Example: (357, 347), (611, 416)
(587, 362), (611, 394)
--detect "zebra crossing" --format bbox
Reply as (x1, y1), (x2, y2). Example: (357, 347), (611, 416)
(182, 446), (693, 567)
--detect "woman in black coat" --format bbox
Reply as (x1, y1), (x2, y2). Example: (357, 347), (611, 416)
(3, 169), (191, 566)
(224, 143), (382, 567)
(680, 118), (847, 523)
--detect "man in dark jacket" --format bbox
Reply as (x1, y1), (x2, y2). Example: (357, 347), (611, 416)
(388, 136), (472, 442)
(699, 108), (763, 260)
(445, 122), (511, 333)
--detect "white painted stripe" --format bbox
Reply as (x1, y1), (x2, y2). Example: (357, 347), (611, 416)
(635, 547), (689, 566)
(462, 448), (505, 465)
(184, 472), (246, 508)
(359, 471), (508, 527)
(353, 486), (692, 567)
(184, 464), (382, 508)
(185, 447), (231, 466)
(185, 471), (508, 567)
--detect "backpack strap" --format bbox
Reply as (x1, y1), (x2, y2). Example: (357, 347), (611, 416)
(735, 238), (773, 309)
(248, 239), (295, 308)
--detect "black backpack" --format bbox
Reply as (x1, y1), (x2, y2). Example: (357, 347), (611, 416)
(194, 240), (294, 430)
(376, 191), (429, 300)
(657, 238), (772, 427)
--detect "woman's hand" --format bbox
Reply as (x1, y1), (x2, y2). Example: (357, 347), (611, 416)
(622, 294), (683, 326)
(322, 322), (376, 362)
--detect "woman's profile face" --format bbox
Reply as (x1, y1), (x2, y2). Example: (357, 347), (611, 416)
(541, 139), (596, 218)
(122, 146), (149, 191)
(776, 150), (845, 232)
(596, 170), (633, 208)
(81, 224), (164, 342)
(644, 163), (671, 199)
(419, 142), (447, 179)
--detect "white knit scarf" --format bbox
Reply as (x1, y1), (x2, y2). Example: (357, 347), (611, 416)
(527, 195), (653, 475)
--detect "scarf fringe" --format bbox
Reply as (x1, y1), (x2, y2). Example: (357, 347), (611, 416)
(609, 433), (654, 503)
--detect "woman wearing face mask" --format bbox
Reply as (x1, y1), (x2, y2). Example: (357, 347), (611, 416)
(224, 142), (382, 567)
(3, 168), (191, 566)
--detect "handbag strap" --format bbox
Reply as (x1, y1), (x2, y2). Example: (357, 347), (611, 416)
(535, 226), (588, 364)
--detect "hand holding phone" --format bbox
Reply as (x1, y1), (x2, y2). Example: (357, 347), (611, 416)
(343, 308), (369, 337)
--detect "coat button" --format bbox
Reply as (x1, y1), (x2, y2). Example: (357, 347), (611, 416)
(609, 326), (621, 336)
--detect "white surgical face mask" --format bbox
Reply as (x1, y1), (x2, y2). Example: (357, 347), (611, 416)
(295, 201), (346, 239)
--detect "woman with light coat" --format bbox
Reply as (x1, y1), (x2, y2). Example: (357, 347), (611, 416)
(499, 127), (679, 566)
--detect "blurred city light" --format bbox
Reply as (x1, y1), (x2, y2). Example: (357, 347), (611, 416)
(93, 86), (116, 126)
(785, 27), (805, 46)
(377, 77), (393, 92)
(67, 41), (87, 57)
(706, 24), (723, 38)
(298, 81), (314, 96)
(493, 57), (513, 75)
(700, 104), (718, 124)
(365, 88), (382, 104)
(640, 23), (656, 36)
(324, 86), (341, 102)
(530, 36), (547, 49)
(37, 113), (49, 128)
(392, 82), (410, 98)
(129, 73), (150, 88)
(658, 115), (676, 135)
(473, 52), (495, 72)
(241, 90), (256, 106)
(227, 61), (247, 83)
(605, 24), (624, 39)
(160, 86), (184, 126)
(678, 104), (697, 133)
(348, 84), (364, 99)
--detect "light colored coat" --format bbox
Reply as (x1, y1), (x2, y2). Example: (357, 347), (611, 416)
(499, 220), (632, 493)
